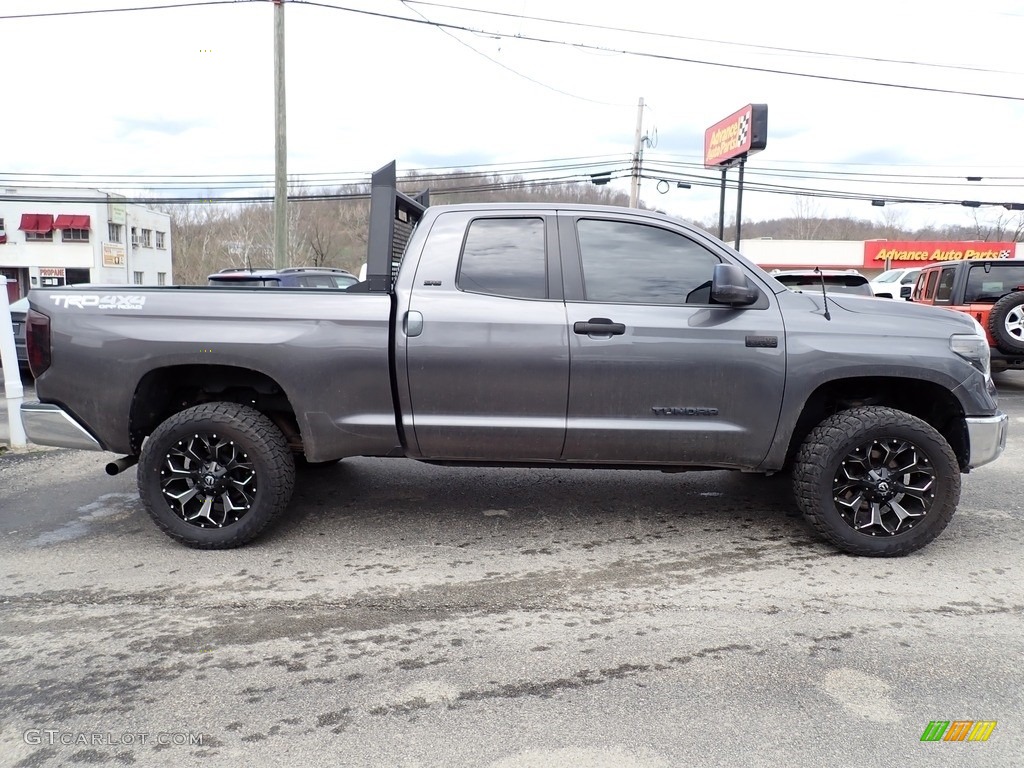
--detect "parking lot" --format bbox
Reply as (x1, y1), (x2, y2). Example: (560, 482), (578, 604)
(1, 369), (1022, 767)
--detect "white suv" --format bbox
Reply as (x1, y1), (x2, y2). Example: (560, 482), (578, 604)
(869, 268), (920, 299)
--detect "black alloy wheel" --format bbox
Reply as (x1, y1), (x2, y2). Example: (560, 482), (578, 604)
(793, 407), (960, 557)
(831, 437), (935, 536)
(138, 402), (295, 548)
(161, 432), (258, 528)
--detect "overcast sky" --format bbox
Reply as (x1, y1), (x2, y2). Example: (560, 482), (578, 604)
(3, 0), (1023, 232)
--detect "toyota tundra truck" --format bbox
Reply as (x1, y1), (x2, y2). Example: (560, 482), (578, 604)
(19, 162), (1008, 556)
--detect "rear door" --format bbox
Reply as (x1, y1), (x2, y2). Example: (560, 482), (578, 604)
(401, 210), (569, 460)
(558, 213), (786, 468)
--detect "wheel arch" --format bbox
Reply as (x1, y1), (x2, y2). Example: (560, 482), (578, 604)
(129, 364), (303, 455)
(781, 376), (968, 472)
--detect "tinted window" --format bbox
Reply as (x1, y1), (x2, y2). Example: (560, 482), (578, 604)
(922, 270), (939, 301)
(934, 267), (956, 303)
(576, 219), (720, 304)
(965, 264), (1024, 303)
(776, 274), (872, 296)
(304, 275), (337, 288)
(458, 218), (547, 299)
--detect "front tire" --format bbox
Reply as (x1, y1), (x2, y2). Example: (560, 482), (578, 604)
(137, 403), (295, 548)
(792, 407), (960, 556)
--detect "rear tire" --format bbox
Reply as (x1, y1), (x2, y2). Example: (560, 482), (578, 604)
(987, 292), (1024, 354)
(137, 402), (295, 548)
(792, 407), (960, 556)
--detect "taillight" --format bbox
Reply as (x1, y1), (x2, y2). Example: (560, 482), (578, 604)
(26, 309), (51, 376)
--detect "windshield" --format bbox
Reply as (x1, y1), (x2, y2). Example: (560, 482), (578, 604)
(873, 269), (902, 283)
(965, 264), (1024, 303)
(776, 275), (873, 296)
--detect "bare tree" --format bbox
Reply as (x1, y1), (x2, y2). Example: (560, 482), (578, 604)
(968, 209), (1024, 242)
(879, 206), (907, 239)
(163, 203), (231, 285)
(790, 196), (824, 239)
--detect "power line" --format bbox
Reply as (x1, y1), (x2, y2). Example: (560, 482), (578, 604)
(404, 0), (1024, 77)
(0, 154), (628, 182)
(293, 1), (1024, 102)
(643, 160), (1024, 187)
(0, 0), (258, 21)
(648, 151), (1024, 171)
(638, 170), (1023, 209)
(3, 170), (1019, 211)
(398, 1), (630, 106)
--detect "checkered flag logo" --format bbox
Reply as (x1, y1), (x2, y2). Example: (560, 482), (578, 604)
(999, 249), (1011, 258)
(737, 114), (750, 148)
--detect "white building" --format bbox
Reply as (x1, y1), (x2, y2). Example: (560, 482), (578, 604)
(0, 187), (172, 302)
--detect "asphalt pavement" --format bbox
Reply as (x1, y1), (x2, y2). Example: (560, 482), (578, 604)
(1, 370), (1022, 767)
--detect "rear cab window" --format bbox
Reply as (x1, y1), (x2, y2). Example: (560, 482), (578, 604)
(457, 218), (548, 299)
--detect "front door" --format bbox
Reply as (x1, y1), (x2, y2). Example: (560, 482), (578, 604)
(559, 214), (787, 469)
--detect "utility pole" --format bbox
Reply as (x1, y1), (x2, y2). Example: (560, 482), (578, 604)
(273, 0), (288, 269)
(629, 97), (644, 208)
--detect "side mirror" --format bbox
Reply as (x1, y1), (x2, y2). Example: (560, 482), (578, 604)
(711, 263), (759, 306)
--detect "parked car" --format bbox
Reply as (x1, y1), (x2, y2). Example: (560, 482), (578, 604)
(208, 267), (358, 289)
(869, 267), (921, 299)
(771, 270), (874, 296)
(910, 258), (1024, 370)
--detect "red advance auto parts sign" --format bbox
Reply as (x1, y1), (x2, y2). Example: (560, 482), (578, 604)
(704, 104), (768, 168)
(863, 241), (1017, 268)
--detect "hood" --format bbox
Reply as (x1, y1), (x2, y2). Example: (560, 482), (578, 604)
(822, 294), (978, 332)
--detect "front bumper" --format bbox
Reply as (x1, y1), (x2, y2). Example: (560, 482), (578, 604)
(20, 402), (104, 451)
(966, 412), (1008, 469)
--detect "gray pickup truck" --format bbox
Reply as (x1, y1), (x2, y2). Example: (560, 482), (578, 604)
(20, 163), (1007, 556)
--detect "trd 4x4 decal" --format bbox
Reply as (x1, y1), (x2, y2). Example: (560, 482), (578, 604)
(51, 295), (147, 310)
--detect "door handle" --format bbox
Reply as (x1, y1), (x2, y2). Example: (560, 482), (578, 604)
(573, 318), (626, 336)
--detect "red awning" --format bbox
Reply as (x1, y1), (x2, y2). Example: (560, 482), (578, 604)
(19, 214), (54, 234)
(53, 214), (91, 230)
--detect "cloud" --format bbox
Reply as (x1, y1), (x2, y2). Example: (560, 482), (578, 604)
(114, 118), (207, 139)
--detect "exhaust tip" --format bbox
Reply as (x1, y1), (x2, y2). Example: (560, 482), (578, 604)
(106, 455), (139, 476)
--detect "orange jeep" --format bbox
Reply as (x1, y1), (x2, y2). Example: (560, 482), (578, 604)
(911, 259), (1024, 371)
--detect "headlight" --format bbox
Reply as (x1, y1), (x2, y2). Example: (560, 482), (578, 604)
(950, 333), (991, 380)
